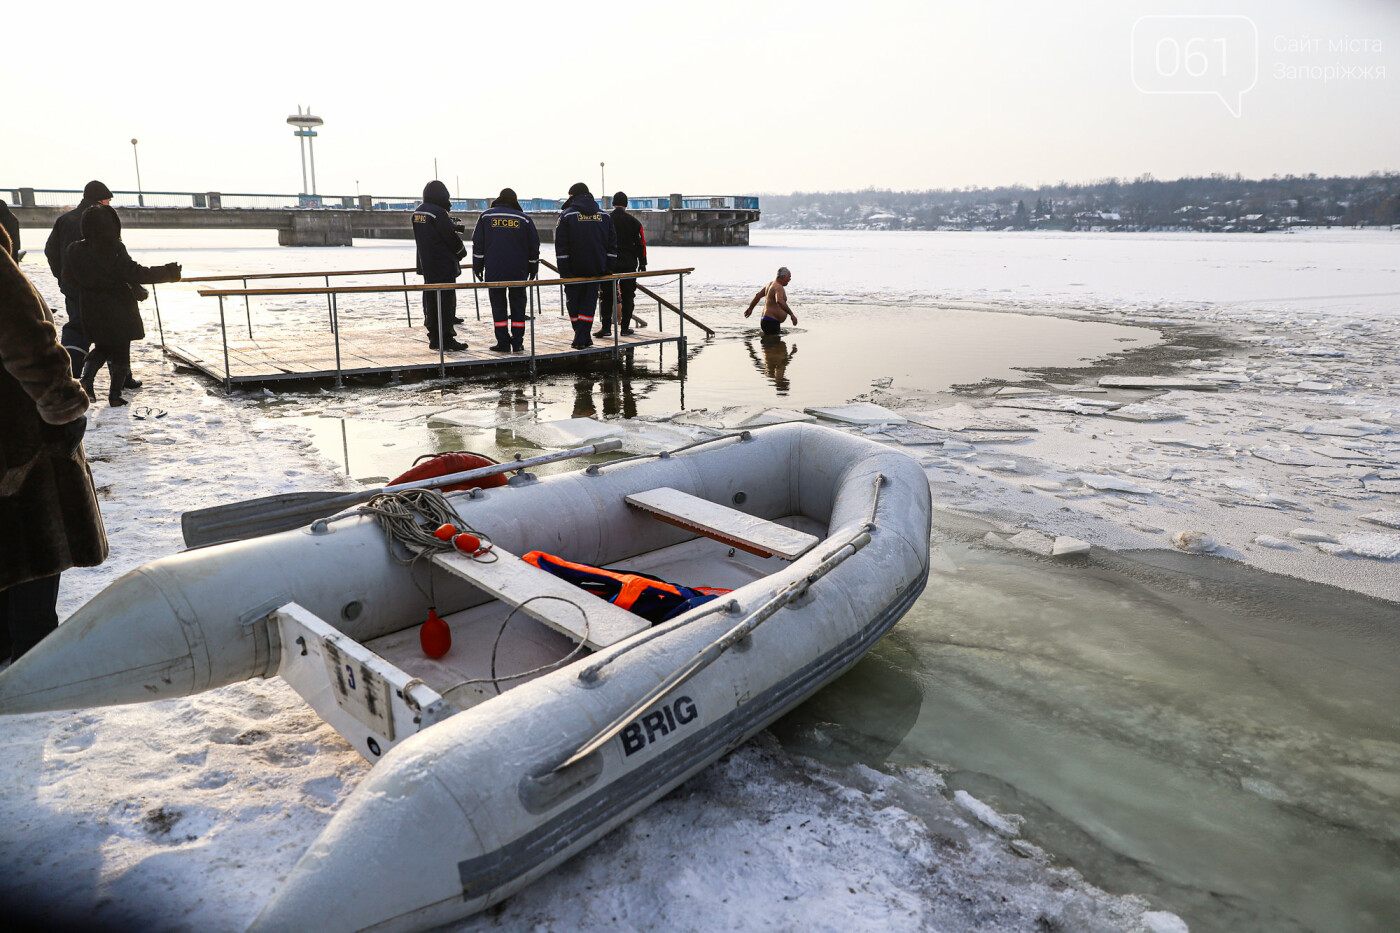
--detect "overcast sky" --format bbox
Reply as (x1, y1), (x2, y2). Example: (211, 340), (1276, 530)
(5, 0), (1396, 200)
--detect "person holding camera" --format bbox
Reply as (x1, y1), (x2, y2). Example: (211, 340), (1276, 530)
(412, 180), (469, 352)
(62, 205), (181, 407)
(0, 223), (107, 665)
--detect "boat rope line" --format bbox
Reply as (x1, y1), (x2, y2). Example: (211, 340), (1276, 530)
(439, 595), (593, 702)
(584, 429), (756, 476)
(555, 517), (878, 772)
(358, 488), (497, 606)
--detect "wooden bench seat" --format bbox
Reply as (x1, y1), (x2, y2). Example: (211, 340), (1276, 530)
(427, 545), (649, 649)
(625, 486), (820, 561)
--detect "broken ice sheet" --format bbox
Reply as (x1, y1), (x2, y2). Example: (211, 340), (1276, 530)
(1284, 418), (1391, 438)
(1251, 447), (1332, 467)
(1104, 403), (1185, 423)
(1150, 436), (1214, 450)
(511, 417), (624, 449)
(1319, 534), (1400, 560)
(428, 408), (522, 428)
(804, 403), (906, 425)
(1286, 346), (1346, 357)
(1097, 376), (1218, 391)
(1075, 474), (1153, 495)
(673, 407), (814, 430)
(608, 420), (715, 454)
(904, 403), (1034, 433)
(1006, 530), (1054, 556)
(1361, 511), (1400, 529)
(878, 425), (949, 446)
(993, 396), (1120, 416)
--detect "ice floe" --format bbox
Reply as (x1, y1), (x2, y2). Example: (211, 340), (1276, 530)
(511, 417), (625, 448)
(1170, 530), (1218, 553)
(1097, 376), (1218, 391)
(1318, 533), (1400, 560)
(805, 402), (907, 425)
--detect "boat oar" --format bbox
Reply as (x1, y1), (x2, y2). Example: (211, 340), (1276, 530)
(181, 440), (623, 549)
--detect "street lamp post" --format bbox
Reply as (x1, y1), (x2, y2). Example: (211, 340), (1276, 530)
(131, 138), (144, 207)
(600, 162), (605, 196)
(286, 106), (325, 200)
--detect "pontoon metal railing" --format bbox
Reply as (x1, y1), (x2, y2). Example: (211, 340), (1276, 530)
(191, 268), (699, 390)
(184, 262), (716, 344)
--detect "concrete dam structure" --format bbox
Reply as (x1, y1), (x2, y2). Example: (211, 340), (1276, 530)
(7, 189), (759, 247)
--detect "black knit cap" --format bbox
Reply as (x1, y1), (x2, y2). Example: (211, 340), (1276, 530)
(80, 203), (122, 240)
(493, 187), (521, 210)
(612, 191), (627, 207)
(568, 182), (590, 197)
(83, 180), (114, 201)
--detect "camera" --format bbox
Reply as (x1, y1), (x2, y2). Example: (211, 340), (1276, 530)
(451, 220), (466, 235)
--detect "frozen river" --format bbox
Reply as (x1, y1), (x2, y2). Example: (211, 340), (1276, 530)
(6, 226), (1397, 933)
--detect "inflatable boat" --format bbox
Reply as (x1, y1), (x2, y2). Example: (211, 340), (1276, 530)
(0, 423), (931, 932)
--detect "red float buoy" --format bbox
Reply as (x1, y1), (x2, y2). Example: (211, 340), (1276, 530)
(433, 523), (457, 541)
(452, 532), (481, 555)
(420, 609), (451, 658)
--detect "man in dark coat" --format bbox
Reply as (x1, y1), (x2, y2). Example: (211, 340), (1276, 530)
(471, 188), (540, 353)
(411, 180), (468, 352)
(44, 180), (114, 376)
(0, 201), (19, 260)
(0, 223), (107, 665)
(64, 205), (181, 406)
(554, 183), (616, 349)
(596, 191), (648, 337)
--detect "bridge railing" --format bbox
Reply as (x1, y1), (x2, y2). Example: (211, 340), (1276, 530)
(6, 187), (758, 213)
(175, 266), (702, 389)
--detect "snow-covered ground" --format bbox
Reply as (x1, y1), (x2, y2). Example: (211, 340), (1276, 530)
(4, 228), (1397, 932)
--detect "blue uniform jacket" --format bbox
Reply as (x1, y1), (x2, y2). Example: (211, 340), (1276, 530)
(412, 201), (467, 283)
(553, 194), (617, 278)
(471, 206), (541, 282)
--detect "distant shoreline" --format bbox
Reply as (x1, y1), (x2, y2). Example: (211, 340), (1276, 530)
(755, 223), (1399, 234)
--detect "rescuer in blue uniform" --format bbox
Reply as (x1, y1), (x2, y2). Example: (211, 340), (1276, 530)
(411, 180), (468, 351)
(596, 191), (648, 338)
(553, 183), (616, 348)
(471, 188), (539, 352)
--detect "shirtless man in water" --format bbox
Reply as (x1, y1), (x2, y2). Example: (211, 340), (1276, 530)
(743, 266), (797, 335)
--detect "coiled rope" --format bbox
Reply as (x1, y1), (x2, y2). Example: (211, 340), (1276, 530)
(360, 489), (587, 695)
(358, 488), (497, 603)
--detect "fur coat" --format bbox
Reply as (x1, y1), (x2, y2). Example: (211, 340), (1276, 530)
(0, 228), (108, 589)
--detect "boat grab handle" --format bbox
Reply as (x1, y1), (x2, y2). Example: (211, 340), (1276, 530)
(585, 430), (754, 476)
(553, 482), (882, 773)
